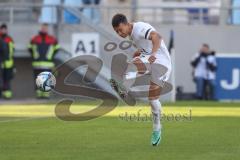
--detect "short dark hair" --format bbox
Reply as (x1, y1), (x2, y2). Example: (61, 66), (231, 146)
(112, 13), (128, 27)
(0, 23), (7, 29)
(42, 23), (49, 27)
(203, 43), (209, 49)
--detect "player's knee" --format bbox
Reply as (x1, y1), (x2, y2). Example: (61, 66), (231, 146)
(148, 91), (160, 100)
(148, 84), (161, 100)
(149, 83), (159, 91)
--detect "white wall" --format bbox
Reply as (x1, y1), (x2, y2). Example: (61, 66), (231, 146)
(154, 24), (240, 93)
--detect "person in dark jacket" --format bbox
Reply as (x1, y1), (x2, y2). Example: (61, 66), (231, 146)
(0, 37), (8, 98)
(0, 24), (15, 99)
(28, 23), (60, 98)
(191, 44), (217, 100)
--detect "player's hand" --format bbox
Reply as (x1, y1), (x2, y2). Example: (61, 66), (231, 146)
(133, 50), (141, 58)
(148, 54), (156, 64)
(133, 58), (147, 74)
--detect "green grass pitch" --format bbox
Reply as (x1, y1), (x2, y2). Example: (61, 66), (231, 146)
(0, 101), (239, 160)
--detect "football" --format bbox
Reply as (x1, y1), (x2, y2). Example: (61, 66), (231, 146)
(36, 71), (56, 92)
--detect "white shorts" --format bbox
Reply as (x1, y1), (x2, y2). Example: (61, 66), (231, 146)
(128, 53), (172, 87)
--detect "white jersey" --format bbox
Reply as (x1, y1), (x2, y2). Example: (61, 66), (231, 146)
(192, 53), (217, 80)
(130, 21), (171, 69)
(127, 22), (172, 86)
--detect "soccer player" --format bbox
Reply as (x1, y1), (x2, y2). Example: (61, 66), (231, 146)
(111, 14), (172, 146)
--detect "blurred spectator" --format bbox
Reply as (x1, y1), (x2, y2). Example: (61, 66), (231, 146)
(63, 0), (82, 24)
(0, 24), (15, 99)
(28, 24), (60, 99)
(0, 35), (7, 98)
(232, 0), (240, 24)
(191, 44), (217, 100)
(205, 50), (217, 100)
(39, 0), (61, 24)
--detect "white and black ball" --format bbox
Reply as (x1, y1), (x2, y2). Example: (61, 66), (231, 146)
(36, 71), (56, 92)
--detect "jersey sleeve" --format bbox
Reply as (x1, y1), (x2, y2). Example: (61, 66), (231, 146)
(134, 22), (155, 40)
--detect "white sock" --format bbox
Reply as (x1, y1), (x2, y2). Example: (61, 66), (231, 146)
(149, 99), (161, 131)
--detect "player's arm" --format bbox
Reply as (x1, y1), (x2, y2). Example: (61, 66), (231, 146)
(148, 31), (162, 63)
(133, 49), (141, 58)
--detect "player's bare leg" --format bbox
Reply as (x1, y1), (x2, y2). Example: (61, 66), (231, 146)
(149, 81), (162, 146)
